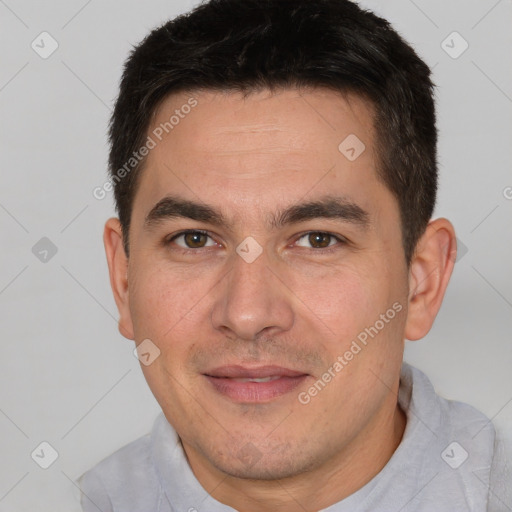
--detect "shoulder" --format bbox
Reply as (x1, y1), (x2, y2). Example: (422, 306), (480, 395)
(488, 427), (512, 510)
(403, 362), (494, 436)
(79, 430), (163, 512)
(398, 363), (500, 509)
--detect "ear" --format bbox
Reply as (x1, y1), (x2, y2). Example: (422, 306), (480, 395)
(103, 218), (135, 340)
(404, 218), (457, 341)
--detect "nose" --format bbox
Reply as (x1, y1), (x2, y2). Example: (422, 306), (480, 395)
(210, 246), (295, 341)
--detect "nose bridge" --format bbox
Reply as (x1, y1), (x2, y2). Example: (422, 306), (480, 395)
(211, 245), (294, 340)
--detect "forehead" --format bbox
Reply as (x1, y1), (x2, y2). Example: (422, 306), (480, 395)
(132, 87), (391, 227)
(150, 87), (375, 157)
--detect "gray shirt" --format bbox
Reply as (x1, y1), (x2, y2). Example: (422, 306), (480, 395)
(79, 363), (511, 511)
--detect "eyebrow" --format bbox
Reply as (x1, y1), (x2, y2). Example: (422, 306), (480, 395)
(143, 194), (370, 231)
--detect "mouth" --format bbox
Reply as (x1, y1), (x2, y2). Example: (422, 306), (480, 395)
(203, 365), (309, 403)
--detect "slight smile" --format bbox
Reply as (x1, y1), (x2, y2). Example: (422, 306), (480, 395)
(204, 365), (310, 403)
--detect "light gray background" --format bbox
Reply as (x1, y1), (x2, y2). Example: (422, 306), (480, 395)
(1, 0), (511, 510)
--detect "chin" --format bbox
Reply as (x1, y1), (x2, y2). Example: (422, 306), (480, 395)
(208, 442), (318, 481)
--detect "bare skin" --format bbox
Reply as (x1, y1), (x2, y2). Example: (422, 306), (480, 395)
(104, 87), (456, 511)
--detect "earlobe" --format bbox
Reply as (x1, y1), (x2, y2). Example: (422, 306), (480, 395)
(103, 218), (135, 340)
(404, 218), (457, 341)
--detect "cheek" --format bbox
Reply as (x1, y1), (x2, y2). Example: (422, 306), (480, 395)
(292, 260), (405, 384)
(129, 263), (207, 409)
(128, 257), (213, 339)
(291, 263), (377, 340)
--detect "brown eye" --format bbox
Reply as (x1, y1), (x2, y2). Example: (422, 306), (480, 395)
(169, 230), (215, 249)
(309, 232), (331, 248)
(184, 232), (207, 248)
(295, 231), (344, 250)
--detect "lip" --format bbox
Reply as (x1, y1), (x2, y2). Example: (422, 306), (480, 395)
(204, 365), (309, 403)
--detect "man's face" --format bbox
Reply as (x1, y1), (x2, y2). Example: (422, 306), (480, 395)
(122, 88), (410, 479)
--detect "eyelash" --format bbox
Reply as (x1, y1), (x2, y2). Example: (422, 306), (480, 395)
(165, 229), (348, 254)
